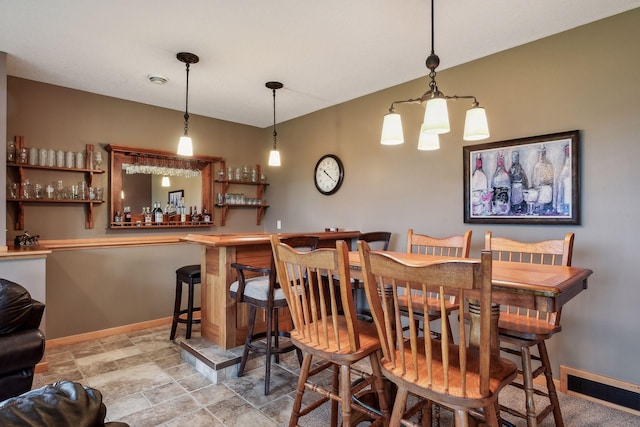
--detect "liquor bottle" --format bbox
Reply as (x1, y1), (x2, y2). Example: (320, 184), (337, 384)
(556, 144), (571, 215)
(471, 153), (489, 215)
(144, 206), (152, 224)
(7, 140), (16, 163)
(124, 206), (132, 223)
(532, 144), (555, 214)
(179, 197), (186, 223)
(154, 201), (164, 224)
(491, 151), (511, 215)
(508, 150), (528, 214)
(202, 207), (211, 223)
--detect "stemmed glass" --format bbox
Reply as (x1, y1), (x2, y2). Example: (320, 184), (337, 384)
(94, 152), (103, 170)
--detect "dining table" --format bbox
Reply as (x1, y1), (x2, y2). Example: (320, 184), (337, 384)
(347, 250), (593, 352)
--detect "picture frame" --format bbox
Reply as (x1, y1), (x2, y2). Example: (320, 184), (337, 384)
(463, 130), (580, 225)
(168, 189), (184, 207)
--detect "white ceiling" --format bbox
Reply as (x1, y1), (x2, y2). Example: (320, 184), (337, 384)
(2, 1), (639, 128)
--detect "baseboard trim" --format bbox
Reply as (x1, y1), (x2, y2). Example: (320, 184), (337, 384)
(45, 317), (173, 349)
(560, 365), (640, 416)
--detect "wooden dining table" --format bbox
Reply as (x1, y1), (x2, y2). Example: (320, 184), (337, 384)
(348, 250), (593, 351)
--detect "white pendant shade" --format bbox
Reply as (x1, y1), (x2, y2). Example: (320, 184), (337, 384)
(161, 176), (170, 187)
(417, 126), (440, 150)
(380, 112), (404, 145)
(177, 136), (193, 156)
(268, 149), (281, 166)
(463, 106), (490, 141)
(423, 98), (450, 134)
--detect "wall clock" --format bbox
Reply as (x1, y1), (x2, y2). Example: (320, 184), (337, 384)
(314, 154), (344, 195)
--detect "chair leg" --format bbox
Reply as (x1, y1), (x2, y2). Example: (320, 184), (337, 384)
(520, 345), (538, 427)
(390, 387), (409, 426)
(273, 308), (280, 364)
(538, 340), (564, 427)
(238, 305), (257, 377)
(186, 281), (195, 339)
(369, 352), (390, 426)
(331, 364), (340, 427)
(289, 353), (312, 427)
(483, 401), (500, 427)
(264, 306), (274, 395)
(341, 364), (352, 427)
(170, 280), (182, 340)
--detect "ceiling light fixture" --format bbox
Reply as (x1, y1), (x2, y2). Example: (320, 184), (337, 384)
(266, 81), (283, 167)
(161, 175), (170, 187)
(147, 75), (168, 84)
(176, 52), (199, 156)
(380, 0), (490, 148)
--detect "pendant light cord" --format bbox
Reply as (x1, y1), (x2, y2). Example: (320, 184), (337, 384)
(430, 0), (435, 55)
(272, 88), (278, 149)
(184, 63), (190, 136)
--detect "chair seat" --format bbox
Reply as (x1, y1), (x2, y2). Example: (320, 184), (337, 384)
(397, 294), (459, 320)
(229, 277), (287, 304)
(498, 311), (562, 342)
(176, 265), (201, 280)
(383, 338), (517, 403)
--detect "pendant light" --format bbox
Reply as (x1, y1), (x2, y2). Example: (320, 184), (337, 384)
(161, 176), (171, 187)
(176, 52), (199, 156)
(380, 0), (489, 148)
(266, 81), (283, 167)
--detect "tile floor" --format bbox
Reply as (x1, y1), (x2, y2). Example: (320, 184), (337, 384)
(33, 324), (640, 427)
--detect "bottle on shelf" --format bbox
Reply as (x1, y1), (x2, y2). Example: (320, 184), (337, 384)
(154, 201), (164, 225)
(179, 197), (186, 223)
(144, 206), (152, 224)
(7, 140), (16, 163)
(532, 144), (555, 214)
(556, 144), (571, 215)
(202, 207), (211, 223)
(508, 150), (528, 214)
(491, 151), (511, 215)
(471, 153), (489, 215)
(124, 206), (132, 223)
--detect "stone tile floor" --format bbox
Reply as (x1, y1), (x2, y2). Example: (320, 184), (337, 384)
(33, 323), (640, 426)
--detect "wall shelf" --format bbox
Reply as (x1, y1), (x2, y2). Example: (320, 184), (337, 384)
(214, 161), (269, 225)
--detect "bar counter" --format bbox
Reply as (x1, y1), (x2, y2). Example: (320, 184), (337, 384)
(181, 231), (360, 348)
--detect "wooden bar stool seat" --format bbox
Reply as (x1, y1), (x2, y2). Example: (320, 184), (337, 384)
(170, 264), (201, 340)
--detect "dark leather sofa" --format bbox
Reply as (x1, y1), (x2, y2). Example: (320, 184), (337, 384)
(0, 278), (46, 402)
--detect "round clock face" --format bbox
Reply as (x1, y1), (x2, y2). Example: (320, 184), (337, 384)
(314, 154), (344, 195)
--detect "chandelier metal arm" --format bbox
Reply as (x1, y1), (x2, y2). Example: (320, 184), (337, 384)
(387, 94), (479, 113)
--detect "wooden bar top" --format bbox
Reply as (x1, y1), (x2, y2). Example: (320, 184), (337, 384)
(0, 246), (52, 259)
(181, 231), (360, 247)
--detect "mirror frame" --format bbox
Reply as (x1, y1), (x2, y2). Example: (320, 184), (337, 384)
(105, 144), (221, 228)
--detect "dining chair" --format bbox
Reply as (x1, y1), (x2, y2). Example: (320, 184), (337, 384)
(352, 232), (392, 317)
(401, 229), (472, 340)
(485, 231), (575, 427)
(270, 235), (390, 427)
(229, 235), (319, 395)
(358, 241), (517, 426)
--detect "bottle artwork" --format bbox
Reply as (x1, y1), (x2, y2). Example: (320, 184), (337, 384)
(532, 144), (555, 214)
(471, 153), (491, 215)
(491, 151), (511, 215)
(508, 150), (528, 214)
(556, 144), (571, 215)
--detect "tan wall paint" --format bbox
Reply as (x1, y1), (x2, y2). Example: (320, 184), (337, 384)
(264, 9), (640, 384)
(6, 78), (270, 338)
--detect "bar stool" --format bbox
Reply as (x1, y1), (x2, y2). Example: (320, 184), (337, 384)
(170, 264), (201, 340)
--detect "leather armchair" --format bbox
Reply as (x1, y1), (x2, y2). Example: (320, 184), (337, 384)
(0, 278), (46, 401)
(0, 380), (129, 426)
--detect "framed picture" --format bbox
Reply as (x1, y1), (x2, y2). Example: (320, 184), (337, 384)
(463, 130), (579, 225)
(168, 189), (184, 207)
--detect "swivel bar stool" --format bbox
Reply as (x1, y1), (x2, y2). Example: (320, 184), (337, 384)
(170, 264), (201, 340)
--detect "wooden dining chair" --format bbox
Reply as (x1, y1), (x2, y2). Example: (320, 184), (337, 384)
(358, 241), (517, 426)
(229, 235), (319, 395)
(485, 231), (575, 427)
(352, 232), (392, 317)
(270, 235), (390, 427)
(401, 229), (472, 340)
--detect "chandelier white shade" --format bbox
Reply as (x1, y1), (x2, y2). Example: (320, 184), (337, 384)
(268, 149), (281, 167)
(161, 175), (171, 187)
(177, 136), (193, 157)
(380, 0), (489, 148)
(417, 127), (440, 150)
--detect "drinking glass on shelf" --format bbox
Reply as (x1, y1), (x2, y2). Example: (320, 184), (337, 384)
(95, 187), (103, 201)
(45, 184), (54, 199)
(8, 182), (18, 199)
(94, 152), (103, 170)
(34, 183), (43, 199)
(22, 180), (32, 199)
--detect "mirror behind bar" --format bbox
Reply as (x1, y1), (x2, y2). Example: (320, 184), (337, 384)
(106, 144), (221, 229)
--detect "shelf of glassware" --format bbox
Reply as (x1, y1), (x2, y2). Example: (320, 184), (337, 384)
(7, 162), (105, 230)
(214, 162), (269, 226)
(7, 140), (104, 230)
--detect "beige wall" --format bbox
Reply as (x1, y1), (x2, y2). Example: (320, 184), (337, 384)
(264, 9), (640, 385)
(4, 9), (640, 385)
(6, 77), (269, 338)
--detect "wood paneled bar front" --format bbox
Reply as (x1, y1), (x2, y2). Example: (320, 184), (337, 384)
(181, 231), (360, 349)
